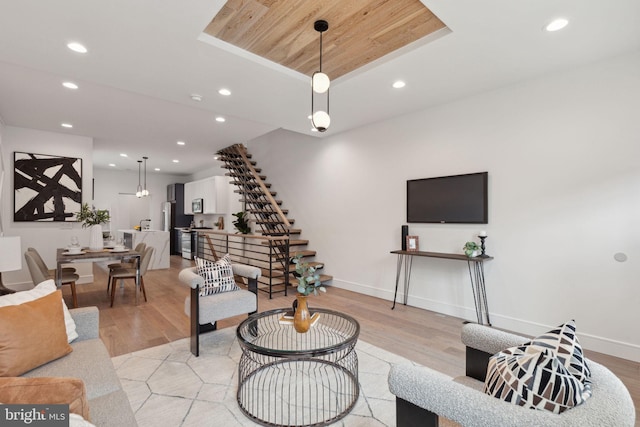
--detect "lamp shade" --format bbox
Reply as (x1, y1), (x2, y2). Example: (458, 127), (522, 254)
(0, 236), (22, 272)
(312, 111), (330, 132)
(312, 72), (330, 94)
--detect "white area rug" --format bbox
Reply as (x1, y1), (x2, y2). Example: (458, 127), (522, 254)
(112, 327), (412, 427)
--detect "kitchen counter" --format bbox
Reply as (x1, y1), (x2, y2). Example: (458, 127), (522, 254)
(119, 230), (170, 269)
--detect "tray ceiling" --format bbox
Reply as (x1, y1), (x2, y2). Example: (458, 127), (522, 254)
(204, 0), (447, 79)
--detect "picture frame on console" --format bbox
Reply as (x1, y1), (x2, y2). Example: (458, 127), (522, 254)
(406, 235), (419, 251)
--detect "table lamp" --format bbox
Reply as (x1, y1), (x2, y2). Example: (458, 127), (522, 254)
(0, 236), (22, 294)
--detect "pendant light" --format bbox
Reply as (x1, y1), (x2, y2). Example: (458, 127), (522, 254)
(311, 20), (330, 132)
(135, 160), (143, 198)
(142, 156), (149, 196)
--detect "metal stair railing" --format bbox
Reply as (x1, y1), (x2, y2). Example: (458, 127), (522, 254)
(194, 230), (290, 298)
(217, 144), (291, 275)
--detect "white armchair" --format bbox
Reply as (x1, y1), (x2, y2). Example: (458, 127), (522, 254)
(388, 323), (635, 426)
(178, 263), (261, 356)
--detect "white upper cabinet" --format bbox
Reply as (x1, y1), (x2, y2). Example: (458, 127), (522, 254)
(184, 176), (231, 215)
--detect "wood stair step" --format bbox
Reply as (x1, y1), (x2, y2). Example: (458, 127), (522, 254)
(261, 239), (308, 247)
(232, 181), (271, 188)
(255, 219), (294, 225)
(287, 250), (315, 258)
(235, 189), (277, 196)
(248, 208), (287, 214)
(240, 199), (282, 205)
(226, 172), (267, 180)
(261, 228), (301, 236)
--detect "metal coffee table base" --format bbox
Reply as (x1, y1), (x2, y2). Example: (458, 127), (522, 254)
(238, 354), (359, 427)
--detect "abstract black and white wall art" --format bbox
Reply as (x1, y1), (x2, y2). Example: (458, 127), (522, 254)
(14, 152), (82, 222)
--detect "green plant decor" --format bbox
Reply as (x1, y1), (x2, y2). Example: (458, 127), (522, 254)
(463, 241), (480, 257)
(232, 211), (251, 234)
(75, 203), (110, 228)
(293, 253), (326, 296)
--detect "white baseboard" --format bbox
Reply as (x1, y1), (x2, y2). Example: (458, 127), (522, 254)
(330, 279), (640, 363)
(6, 275), (94, 291)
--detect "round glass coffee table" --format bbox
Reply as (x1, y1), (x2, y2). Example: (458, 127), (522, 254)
(236, 308), (360, 427)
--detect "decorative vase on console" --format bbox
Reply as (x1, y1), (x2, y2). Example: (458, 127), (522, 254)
(291, 253), (326, 333)
(75, 203), (111, 251)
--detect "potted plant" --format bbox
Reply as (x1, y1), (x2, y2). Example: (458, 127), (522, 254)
(463, 241), (480, 257)
(291, 253), (326, 333)
(232, 211), (251, 234)
(76, 203), (110, 250)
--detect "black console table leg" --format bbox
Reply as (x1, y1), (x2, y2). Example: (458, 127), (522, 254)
(392, 254), (404, 309)
(467, 260), (491, 326)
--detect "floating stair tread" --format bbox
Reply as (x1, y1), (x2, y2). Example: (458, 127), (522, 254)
(261, 239), (308, 246)
(248, 209), (287, 214)
(262, 228), (301, 236)
(255, 220), (295, 225)
(226, 173), (267, 180)
(233, 181), (272, 188)
(240, 199), (282, 205)
(287, 250), (315, 258)
(234, 189), (277, 196)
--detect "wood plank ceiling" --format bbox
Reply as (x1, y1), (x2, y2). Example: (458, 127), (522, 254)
(204, 0), (447, 80)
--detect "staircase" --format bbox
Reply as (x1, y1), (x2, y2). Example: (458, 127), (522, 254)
(217, 144), (332, 297)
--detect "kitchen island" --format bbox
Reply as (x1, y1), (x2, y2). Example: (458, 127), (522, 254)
(119, 230), (170, 269)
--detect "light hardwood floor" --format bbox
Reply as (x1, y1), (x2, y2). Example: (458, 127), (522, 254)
(70, 255), (639, 422)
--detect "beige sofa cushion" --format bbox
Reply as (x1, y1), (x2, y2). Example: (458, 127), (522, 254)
(0, 376), (90, 420)
(0, 290), (72, 376)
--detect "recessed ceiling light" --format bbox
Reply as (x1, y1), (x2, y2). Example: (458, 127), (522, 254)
(120, 153), (128, 157)
(172, 159), (179, 163)
(61, 123), (73, 128)
(190, 94), (203, 102)
(154, 168), (160, 171)
(215, 116), (226, 123)
(545, 18), (569, 32)
(177, 141), (186, 146)
(109, 163), (116, 167)
(307, 115), (312, 120)
(62, 82), (78, 90)
(218, 88), (231, 96)
(67, 42), (87, 53)
(311, 128), (318, 132)
(392, 80), (406, 89)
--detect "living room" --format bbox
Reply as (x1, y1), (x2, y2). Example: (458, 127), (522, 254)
(1, 1), (639, 426)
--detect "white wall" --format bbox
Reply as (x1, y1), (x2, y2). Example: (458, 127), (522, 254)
(0, 126), (95, 287)
(93, 167), (187, 234)
(246, 51), (640, 361)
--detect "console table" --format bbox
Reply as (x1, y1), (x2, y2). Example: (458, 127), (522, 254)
(390, 250), (494, 325)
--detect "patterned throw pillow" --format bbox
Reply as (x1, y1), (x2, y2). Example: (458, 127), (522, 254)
(484, 321), (592, 414)
(195, 254), (239, 296)
(528, 320), (591, 385)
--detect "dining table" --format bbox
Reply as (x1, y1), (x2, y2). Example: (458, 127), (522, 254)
(56, 247), (142, 302)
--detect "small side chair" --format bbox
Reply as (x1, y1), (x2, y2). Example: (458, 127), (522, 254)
(178, 263), (261, 356)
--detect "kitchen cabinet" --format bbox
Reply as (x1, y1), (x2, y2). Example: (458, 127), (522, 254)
(183, 176), (230, 214)
(184, 181), (195, 214)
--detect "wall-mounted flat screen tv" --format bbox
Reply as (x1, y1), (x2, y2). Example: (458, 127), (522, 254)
(407, 172), (488, 224)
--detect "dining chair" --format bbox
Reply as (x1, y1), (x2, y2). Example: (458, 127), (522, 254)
(109, 246), (154, 307)
(106, 242), (146, 294)
(24, 251), (80, 308)
(27, 247), (76, 276)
